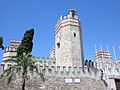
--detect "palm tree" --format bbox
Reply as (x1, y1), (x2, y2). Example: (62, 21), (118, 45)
(0, 52), (44, 90)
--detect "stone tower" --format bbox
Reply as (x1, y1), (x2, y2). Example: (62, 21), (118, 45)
(2, 40), (21, 69)
(55, 10), (84, 67)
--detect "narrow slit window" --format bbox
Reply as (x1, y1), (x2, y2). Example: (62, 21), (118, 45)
(74, 33), (76, 37)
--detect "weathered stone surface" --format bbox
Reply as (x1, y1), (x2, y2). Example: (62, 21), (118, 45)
(55, 10), (84, 67)
(0, 76), (107, 90)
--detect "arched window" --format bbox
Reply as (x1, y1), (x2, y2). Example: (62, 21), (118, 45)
(57, 42), (60, 49)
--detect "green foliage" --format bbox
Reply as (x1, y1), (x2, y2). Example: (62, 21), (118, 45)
(0, 36), (3, 44)
(17, 28), (34, 56)
(0, 29), (44, 90)
(0, 53), (44, 90)
(0, 36), (4, 50)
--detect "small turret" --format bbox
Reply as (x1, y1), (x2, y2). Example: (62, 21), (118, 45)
(69, 9), (76, 18)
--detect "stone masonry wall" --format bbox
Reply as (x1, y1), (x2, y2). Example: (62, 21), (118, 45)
(0, 75), (107, 90)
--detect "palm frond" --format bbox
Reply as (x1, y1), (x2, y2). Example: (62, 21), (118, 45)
(39, 72), (45, 82)
(33, 65), (45, 82)
(0, 65), (18, 85)
(7, 73), (14, 84)
(0, 52), (45, 89)
(0, 67), (12, 78)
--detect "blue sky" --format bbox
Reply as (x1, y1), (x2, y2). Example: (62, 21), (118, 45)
(0, 0), (120, 63)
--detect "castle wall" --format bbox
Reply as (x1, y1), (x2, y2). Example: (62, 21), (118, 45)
(0, 65), (107, 90)
(0, 76), (107, 90)
(2, 40), (20, 70)
(95, 59), (120, 90)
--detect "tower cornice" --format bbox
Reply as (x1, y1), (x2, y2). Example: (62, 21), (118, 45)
(55, 18), (80, 35)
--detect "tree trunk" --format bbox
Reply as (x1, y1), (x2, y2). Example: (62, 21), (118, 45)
(22, 78), (25, 90)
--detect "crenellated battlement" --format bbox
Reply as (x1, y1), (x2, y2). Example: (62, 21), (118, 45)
(99, 63), (120, 76)
(55, 9), (80, 35)
(33, 57), (56, 67)
(36, 65), (101, 79)
(0, 62), (102, 80)
(3, 47), (17, 53)
(28, 57), (105, 79)
(1, 56), (120, 80)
